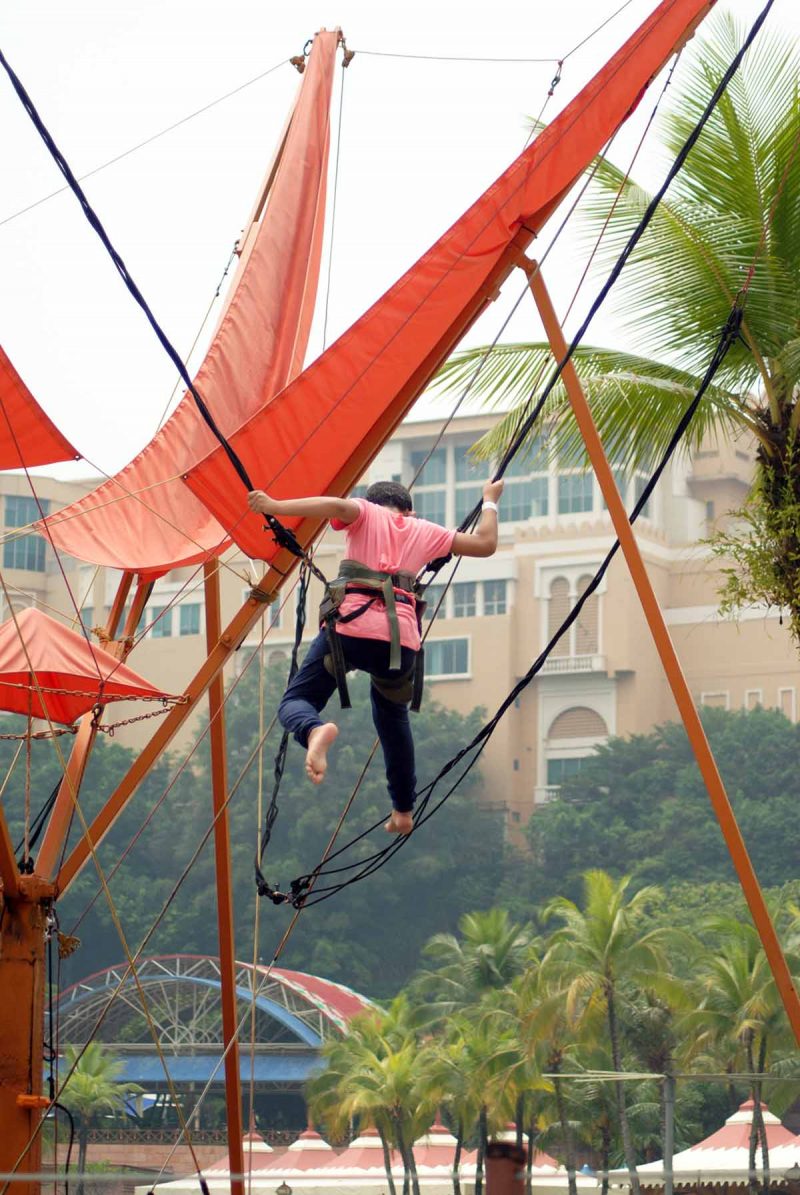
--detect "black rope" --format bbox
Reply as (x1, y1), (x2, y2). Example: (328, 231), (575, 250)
(255, 565), (310, 903)
(288, 297), (747, 906)
(420, 0), (775, 585)
(263, 0), (775, 907)
(15, 777), (61, 860)
(0, 47), (309, 565)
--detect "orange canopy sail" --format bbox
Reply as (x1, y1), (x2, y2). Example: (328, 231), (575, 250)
(185, 0), (715, 560)
(39, 30), (339, 578)
(0, 346), (78, 468)
(0, 607), (170, 725)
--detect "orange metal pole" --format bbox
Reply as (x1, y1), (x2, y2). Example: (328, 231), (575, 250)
(56, 553), (295, 894)
(36, 572), (147, 880)
(527, 263), (800, 1046)
(0, 803), (20, 897)
(203, 560), (245, 1195)
(0, 874), (55, 1195)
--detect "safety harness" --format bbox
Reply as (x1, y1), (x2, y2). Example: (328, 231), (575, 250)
(318, 558), (426, 712)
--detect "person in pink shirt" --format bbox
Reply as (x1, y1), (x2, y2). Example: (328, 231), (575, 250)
(247, 478), (503, 834)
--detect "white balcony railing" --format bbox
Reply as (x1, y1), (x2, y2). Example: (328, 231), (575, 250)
(534, 786), (561, 804)
(539, 654), (606, 675)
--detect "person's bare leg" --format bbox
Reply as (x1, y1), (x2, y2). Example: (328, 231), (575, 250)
(306, 723), (338, 784)
(384, 810), (414, 834)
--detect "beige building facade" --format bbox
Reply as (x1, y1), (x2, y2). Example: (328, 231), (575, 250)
(0, 413), (795, 833)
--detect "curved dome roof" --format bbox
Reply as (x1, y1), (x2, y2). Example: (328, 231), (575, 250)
(56, 953), (374, 1052)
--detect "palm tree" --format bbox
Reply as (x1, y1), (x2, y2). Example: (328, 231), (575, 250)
(681, 915), (797, 1195)
(411, 908), (536, 1027)
(307, 996), (433, 1195)
(432, 16), (800, 645)
(60, 1042), (141, 1195)
(543, 870), (681, 1195)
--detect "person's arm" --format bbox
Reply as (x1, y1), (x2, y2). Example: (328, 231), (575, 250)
(451, 480), (504, 558)
(247, 490), (361, 525)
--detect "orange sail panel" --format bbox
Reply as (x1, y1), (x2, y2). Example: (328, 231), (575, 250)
(185, 0), (715, 560)
(39, 31), (339, 577)
(0, 608), (169, 724)
(0, 346), (78, 468)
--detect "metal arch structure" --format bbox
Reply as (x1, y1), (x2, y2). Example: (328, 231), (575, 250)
(55, 954), (375, 1055)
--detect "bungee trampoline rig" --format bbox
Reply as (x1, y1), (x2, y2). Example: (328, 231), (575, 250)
(0, 3), (798, 1193)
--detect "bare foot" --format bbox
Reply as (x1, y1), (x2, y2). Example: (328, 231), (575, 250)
(384, 810), (414, 835)
(306, 723), (338, 784)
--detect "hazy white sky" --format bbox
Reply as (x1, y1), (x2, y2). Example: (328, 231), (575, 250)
(1, 0), (797, 478)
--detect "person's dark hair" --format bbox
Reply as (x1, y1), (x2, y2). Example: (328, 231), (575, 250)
(364, 480), (413, 513)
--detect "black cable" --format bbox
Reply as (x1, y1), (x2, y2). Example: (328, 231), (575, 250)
(274, 0), (776, 904)
(15, 777), (61, 859)
(290, 298), (746, 905)
(0, 47), (309, 564)
(52, 1105), (74, 1195)
(255, 565), (310, 902)
(422, 0), (775, 568)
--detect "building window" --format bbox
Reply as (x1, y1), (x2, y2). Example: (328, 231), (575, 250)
(744, 689), (762, 711)
(410, 446), (447, 525)
(351, 484), (369, 499)
(453, 444), (483, 525)
(574, 574), (599, 655)
(484, 579), (507, 615)
(778, 687), (796, 721)
(179, 604), (201, 636)
(547, 574), (600, 659)
(557, 472), (593, 515)
(414, 489), (447, 524)
(548, 577), (571, 658)
(423, 584), (447, 620)
(426, 638), (469, 678)
(150, 606), (173, 638)
(452, 582), (476, 618)
(633, 474), (652, 520)
(410, 446), (446, 486)
(501, 450), (548, 522)
(700, 691), (729, 709)
(548, 707), (608, 739)
(3, 496), (50, 572)
(546, 756), (586, 786)
(80, 607), (93, 632)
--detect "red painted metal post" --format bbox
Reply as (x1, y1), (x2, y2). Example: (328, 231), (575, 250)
(527, 263), (800, 1045)
(0, 875), (55, 1195)
(204, 560), (245, 1195)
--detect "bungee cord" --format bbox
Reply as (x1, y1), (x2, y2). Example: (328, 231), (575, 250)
(274, 0), (777, 906)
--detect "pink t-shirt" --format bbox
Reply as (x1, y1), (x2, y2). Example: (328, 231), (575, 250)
(329, 499), (455, 651)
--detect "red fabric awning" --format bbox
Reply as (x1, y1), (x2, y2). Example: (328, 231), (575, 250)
(0, 607), (169, 724)
(39, 30), (339, 577)
(0, 346), (78, 468)
(184, 0), (715, 560)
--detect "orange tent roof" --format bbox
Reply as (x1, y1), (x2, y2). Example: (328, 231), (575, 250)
(0, 607), (169, 724)
(184, 0), (714, 560)
(39, 30), (339, 577)
(0, 346), (78, 468)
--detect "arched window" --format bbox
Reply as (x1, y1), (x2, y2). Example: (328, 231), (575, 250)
(545, 706), (609, 789)
(548, 707), (608, 739)
(574, 574), (598, 654)
(548, 578), (570, 657)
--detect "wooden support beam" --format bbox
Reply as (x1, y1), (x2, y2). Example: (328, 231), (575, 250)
(204, 560), (245, 1195)
(527, 263), (800, 1047)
